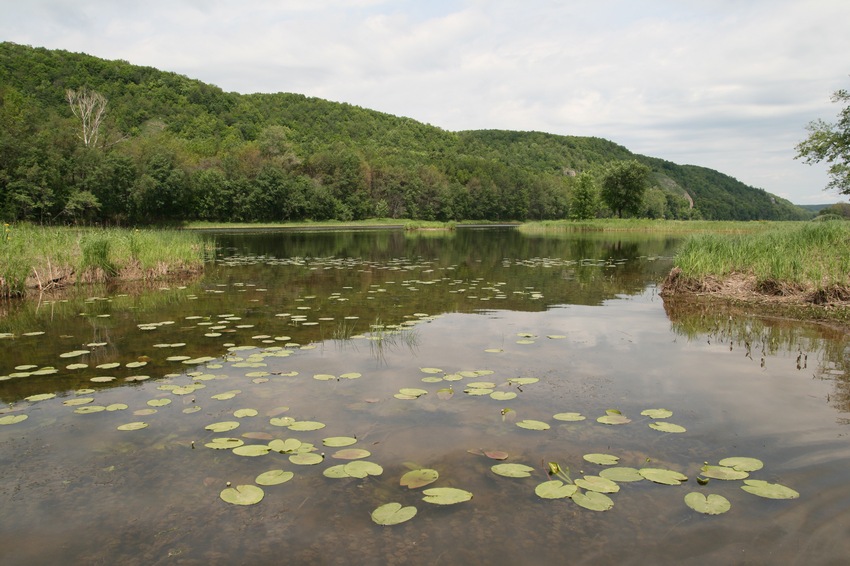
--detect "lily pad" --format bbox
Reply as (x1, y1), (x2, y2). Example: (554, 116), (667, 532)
(232, 445), (271, 457)
(420, 368), (443, 374)
(289, 453), (324, 466)
(75, 406), (106, 414)
(269, 416), (296, 427)
(572, 491), (614, 511)
(649, 422), (687, 433)
(117, 421), (148, 431)
(205, 437), (244, 450)
(333, 448), (371, 460)
(490, 391), (517, 401)
(508, 377), (539, 386)
(553, 412), (586, 422)
(268, 438), (302, 453)
(371, 502), (417, 526)
(639, 468), (688, 485)
(234, 408), (259, 418)
(400, 468), (440, 489)
(535, 480), (578, 499)
(25, 393), (56, 402)
(422, 487), (473, 505)
(599, 467), (644, 483)
(343, 460), (383, 478)
(313, 373), (336, 381)
(684, 492), (731, 515)
(583, 453), (619, 466)
(701, 465), (749, 481)
(597, 414), (631, 425)
(398, 388), (428, 398)
(515, 419), (550, 431)
(220, 484), (264, 506)
(575, 475), (620, 493)
(147, 398), (171, 407)
(205, 421), (240, 432)
(256, 469), (294, 486)
(641, 408), (673, 419)
(0, 414), (28, 425)
(288, 421), (326, 432)
(492, 463), (535, 478)
(323, 465), (350, 479)
(741, 480), (800, 500)
(59, 350), (90, 358)
(322, 436), (358, 447)
(718, 457), (764, 472)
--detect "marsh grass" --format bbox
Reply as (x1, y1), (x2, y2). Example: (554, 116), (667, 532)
(519, 219), (783, 234)
(0, 225), (205, 297)
(674, 221), (850, 291)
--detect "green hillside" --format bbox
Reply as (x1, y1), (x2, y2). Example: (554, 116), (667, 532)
(0, 42), (812, 224)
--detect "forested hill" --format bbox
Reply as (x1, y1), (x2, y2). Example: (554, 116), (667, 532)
(0, 42), (811, 224)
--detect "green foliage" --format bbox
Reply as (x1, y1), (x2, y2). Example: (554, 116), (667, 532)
(0, 42), (813, 224)
(797, 86), (850, 194)
(600, 160), (651, 218)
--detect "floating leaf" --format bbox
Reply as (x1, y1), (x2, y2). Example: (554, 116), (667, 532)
(288, 421), (325, 432)
(649, 422), (687, 433)
(508, 377), (539, 386)
(685, 492), (731, 515)
(0, 414), (28, 425)
(106, 403), (128, 411)
(323, 465), (350, 479)
(205, 421), (240, 432)
(719, 457), (764, 472)
(343, 460), (383, 478)
(232, 445), (271, 457)
(599, 467), (644, 483)
(597, 414), (631, 425)
(205, 437), (244, 450)
(256, 469), (294, 486)
(25, 393), (56, 402)
(420, 368), (443, 374)
(398, 388), (428, 398)
(333, 448), (371, 460)
(464, 388), (493, 396)
(572, 491), (614, 511)
(701, 465), (749, 481)
(641, 408), (673, 419)
(269, 438), (302, 453)
(575, 476), (620, 493)
(313, 374), (336, 381)
(211, 390), (241, 400)
(490, 391), (517, 401)
(147, 398), (172, 407)
(59, 350), (90, 358)
(422, 487), (473, 505)
(269, 416), (296, 427)
(220, 484), (264, 506)
(436, 388), (455, 400)
(371, 502), (417, 526)
(75, 406), (106, 414)
(515, 419), (550, 431)
(323, 436), (357, 447)
(741, 480), (800, 500)
(400, 468), (440, 489)
(63, 397), (95, 406)
(289, 453), (324, 466)
(484, 450), (509, 460)
(553, 412), (586, 422)
(234, 408), (259, 418)
(639, 468), (688, 485)
(583, 453), (619, 466)
(117, 421), (148, 431)
(339, 372), (362, 379)
(535, 480), (577, 499)
(492, 463), (535, 478)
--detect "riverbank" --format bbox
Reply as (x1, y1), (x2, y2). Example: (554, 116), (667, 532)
(0, 225), (206, 298)
(660, 220), (850, 325)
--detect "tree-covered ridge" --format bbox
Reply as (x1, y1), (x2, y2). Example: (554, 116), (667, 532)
(0, 42), (811, 224)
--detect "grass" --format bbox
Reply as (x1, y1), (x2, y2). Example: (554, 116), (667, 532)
(0, 224), (207, 297)
(185, 219), (462, 231)
(673, 220), (850, 291)
(518, 219), (784, 234)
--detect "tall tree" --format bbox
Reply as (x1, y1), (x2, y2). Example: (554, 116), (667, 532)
(796, 86), (850, 194)
(66, 88), (108, 148)
(569, 172), (598, 220)
(600, 160), (650, 218)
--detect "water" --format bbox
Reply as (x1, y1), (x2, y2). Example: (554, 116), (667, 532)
(1, 228), (848, 565)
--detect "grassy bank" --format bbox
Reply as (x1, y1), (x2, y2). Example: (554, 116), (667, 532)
(0, 225), (207, 297)
(518, 219), (785, 234)
(185, 219), (464, 231)
(666, 220), (850, 303)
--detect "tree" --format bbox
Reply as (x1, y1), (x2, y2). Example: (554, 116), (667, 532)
(796, 86), (850, 194)
(600, 160), (650, 218)
(569, 172), (598, 220)
(66, 88), (108, 148)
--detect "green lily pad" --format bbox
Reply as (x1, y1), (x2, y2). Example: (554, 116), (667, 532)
(464, 388), (493, 396)
(323, 436), (358, 447)
(572, 491), (614, 511)
(398, 388), (428, 398)
(492, 463), (536, 478)
(599, 467), (644, 483)
(220, 484), (264, 506)
(269, 416), (296, 427)
(339, 372), (362, 380)
(422, 487), (473, 505)
(256, 469), (294, 486)
(25, 393), (56, 402)
(268, 438), (302, 453)
(597, 414), (631, 425)
(288, 421), (325, 431)
(205, 421), (240, 432)
(641, 408), (673, 419)
(59, 349), (90, 358)
(400, 468), (440, 489)
(508, 377), (539, 386)
(333, 448), (371, 460)
(649, 422), (687, 433)
(0, 414), (28, 425)
(516, 420), (550, 431)
(437, 388), (455, 400)
(575, 475), (620, 493)
(205, 437), (244, 450)
(232, 445), (271, 457)
(371, 502), (417, 526)
(147, 398), (171, 407)
(639, 468), (688, 485)
(117, 421), (148, 431)
(553, 412), (586, 422)
(343, 460), (383, 478)
(535, 480), (578, 499)
(211, 390), (241, 400)
(323, 465), (350, 479)
(74, 406), (106, 414)
(701, 465), (749, 481)
(289, 453), (324, 466)
(234, 408), (258, 418)
(106, 403), (128, 411)
(420, 368), (443, 374)
(583, 453), (619, 466)
(490, 391), (517, 401)
(741, 480), (800, 500)
(313, 374), (336, 381)
(718, 457), (764, 472)
(685, 492), (731, 515)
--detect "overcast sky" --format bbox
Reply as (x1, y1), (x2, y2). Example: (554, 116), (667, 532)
(3, 0), (849, 204)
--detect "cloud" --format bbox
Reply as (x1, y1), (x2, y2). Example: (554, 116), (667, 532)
(3, 0), (849, 203)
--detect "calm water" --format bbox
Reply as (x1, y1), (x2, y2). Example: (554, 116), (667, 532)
(1, 228), (849, 565)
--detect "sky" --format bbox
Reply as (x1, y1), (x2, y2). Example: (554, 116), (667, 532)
(2, 0), (849, 205)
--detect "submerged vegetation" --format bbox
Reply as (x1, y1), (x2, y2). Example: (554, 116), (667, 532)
(0, 224), (205, 297)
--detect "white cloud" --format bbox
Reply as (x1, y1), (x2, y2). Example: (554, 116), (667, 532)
(3, 0), (849, 203)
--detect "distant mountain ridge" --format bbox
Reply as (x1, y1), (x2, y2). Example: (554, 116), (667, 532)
(0, 42), (812, 224)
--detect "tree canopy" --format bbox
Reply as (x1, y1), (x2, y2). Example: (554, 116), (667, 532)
(796, 85), (850, 195)
(600, 160), (650, 218)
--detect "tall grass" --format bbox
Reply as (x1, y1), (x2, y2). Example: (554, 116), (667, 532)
(674, 221), (850, 289)
(0, 225), (206, 297)
(519, 219), (783, 234)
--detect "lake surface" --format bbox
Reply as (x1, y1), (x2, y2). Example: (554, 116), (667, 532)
(1, 228), (849, 565)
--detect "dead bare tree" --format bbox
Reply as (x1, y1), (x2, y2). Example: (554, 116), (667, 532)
(66, 87), (108, 147)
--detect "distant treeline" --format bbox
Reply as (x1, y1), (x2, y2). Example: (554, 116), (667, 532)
(0, 42), (812, 225)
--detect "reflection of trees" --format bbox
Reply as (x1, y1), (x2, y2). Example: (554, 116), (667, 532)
(663, 297), (850, 418)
